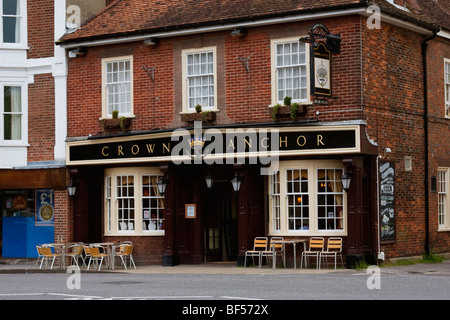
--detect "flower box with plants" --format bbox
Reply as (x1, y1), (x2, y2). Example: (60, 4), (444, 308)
(181, 104), (216, 123)
(100, 110), (133, 131)
(270, 97), (307, 122)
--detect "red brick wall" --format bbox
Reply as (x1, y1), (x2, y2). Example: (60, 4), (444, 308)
(27, 0), (55, 59)
(363, 21), (450, 257)
(28, 74), (55, 162)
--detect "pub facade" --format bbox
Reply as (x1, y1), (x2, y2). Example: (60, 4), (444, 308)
(58, 0), (450, 267)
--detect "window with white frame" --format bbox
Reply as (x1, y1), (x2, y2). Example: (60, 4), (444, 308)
(271, 38), (310, 105)
(102, 56), (133, 118)
(438, 168), (449, 230)
(182, 47), (217, 112)
(2, 85), (23, 142)
(445, 59), (450, 118)
(105, 168), (164, 236)
(1, 0), (22, 44)
(268, 161), (346, 235)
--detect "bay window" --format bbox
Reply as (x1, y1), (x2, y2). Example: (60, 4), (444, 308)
(105, 168), (164, 236)
(2, 85), (23, 142)
(269, 161), (346, 236)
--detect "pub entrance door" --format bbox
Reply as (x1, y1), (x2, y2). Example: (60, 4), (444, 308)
(203, 184), (238, 262)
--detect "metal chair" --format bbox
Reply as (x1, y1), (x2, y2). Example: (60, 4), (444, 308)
(319, 237), (344, 270)
(244, 237), (268, 268)
(35, 245), (44, 268)
(261, 237), (286, 268)
(40, 246), (61, 269)
(66, 243), (84, 269)
(86, 246), (109, 271)
(116, 244), (136, 270)
(301, 237), (325, 269)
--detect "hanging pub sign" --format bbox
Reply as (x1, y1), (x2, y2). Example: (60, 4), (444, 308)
(312, 41), (332, 97)
(379, 162), (395, 242)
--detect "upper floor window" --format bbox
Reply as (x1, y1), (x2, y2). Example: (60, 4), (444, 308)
(271, 38), (310, 106)
(445, 59), (450, 118)
(2, 85), (23, 142)
(2, 0), (21, 44)
(182, 47), (217, 112)
(102, 56), (133, 118)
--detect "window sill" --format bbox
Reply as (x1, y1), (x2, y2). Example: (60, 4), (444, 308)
(438, 228), (450, 232)
(104, 232), (164, 237)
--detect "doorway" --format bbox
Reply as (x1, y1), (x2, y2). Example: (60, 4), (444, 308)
(203, 184), (238, 262)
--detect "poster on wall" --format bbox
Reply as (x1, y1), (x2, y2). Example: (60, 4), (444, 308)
(379, 162), (395, 242)
(35, 189), (55, 226)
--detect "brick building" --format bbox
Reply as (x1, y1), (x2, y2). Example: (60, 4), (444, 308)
(57, 0), (449, 267)
(0, 0), (109, 259)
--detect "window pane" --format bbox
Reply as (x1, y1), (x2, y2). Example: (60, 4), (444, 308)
(142, 175), (165, 231)
(3, 17), (19, 43)
(317, 168), (344, 230)
(3, 0), (19, 15)
(105, 60), (131, 116)
(287, 169), (309, 230)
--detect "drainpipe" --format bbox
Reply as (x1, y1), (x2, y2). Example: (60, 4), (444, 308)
(421, 30), (437, 256)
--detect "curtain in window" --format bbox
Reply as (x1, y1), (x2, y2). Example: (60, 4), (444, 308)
(4, 86), (21, 140)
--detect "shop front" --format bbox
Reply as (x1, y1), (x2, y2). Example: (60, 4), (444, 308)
(66, 122), (378, 266)
(0, 168), (66, 259)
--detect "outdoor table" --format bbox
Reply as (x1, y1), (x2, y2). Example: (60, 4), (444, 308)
(92, 242), (117, 270)
(271, 239), (306, 270)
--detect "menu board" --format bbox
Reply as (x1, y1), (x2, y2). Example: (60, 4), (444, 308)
(379, 162), (395, 242)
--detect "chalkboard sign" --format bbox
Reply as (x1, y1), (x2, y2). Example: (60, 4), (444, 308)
(379, 162), (395, 242)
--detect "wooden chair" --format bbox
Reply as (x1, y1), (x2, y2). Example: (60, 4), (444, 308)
(319, 237), (344, 270)
(261, 237), (286, 268)
(301, 237), (325, 269)
(244, 237), (268, 268)
(35, 245), (44, 268)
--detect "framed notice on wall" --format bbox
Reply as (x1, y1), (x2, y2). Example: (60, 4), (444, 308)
(379, 162), (395, 242)
(185, 204), (196, 219)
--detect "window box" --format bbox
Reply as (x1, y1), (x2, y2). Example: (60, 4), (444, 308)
(181, 111), (216, 123)
(100, 117), (133, 131)
(269, 104), (308, 122)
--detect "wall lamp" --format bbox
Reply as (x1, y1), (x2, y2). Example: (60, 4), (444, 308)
(143, 38), (160, 46)
(341, 171), (352, 192)
(231, 28), (247, 37)
(67, 178), (77, 197)
(157, 177), (169, 195)
(205, 174), (213, 189)
(231, 173), (243, 192)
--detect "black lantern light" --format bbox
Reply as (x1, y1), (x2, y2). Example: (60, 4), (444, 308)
(341, 171), (352, 191)
(231, 173), (242, 193)
(157, 177), (169, 195)
(67, 178), (77, 196)
(205, 174), (213, 189)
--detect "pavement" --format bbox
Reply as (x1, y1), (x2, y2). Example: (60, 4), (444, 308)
(1, 258), (450, 275)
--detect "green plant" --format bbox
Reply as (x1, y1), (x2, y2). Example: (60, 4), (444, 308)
(290, 102), (299, 121)
(272, 103), (281, 122)
(119, 116), (127, 131)
(283, 96), (292, 107)
(195, 104), (202, 113)
(421, 253), (445, 264)
(112, 110), (119, 119)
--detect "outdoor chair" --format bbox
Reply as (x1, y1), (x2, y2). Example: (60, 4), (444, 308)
(35, 245), (44, 268)
(301, 237), (325, 269)
(261, 237), (286, 268)
(66, 243), (84, 269)
(244, 237), (268, 268)
(40, 246), (61, 269)
(116, 244), (136, 270)
(319, 237), (344, 270)
(86, 245), (109, 271)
